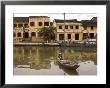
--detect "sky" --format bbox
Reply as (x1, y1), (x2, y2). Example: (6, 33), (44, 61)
(14, 13), (97, 22)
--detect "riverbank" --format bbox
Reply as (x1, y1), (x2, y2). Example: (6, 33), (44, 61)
(13, 42), (97, 48)
(13, 42), (59, 46)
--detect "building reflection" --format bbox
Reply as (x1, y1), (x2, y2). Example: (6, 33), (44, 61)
(13, 46), (97, 73)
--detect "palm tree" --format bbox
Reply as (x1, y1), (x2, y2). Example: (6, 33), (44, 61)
(38, 26), (56, 42)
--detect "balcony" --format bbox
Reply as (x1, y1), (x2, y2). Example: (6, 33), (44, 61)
(14, 27), (23, 30)
(74, 29), (82, 33)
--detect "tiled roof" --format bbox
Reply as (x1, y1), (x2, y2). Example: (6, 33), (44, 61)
(81, 20), (97, 26)
(54, 19), (80, 23)
(29, 16), (50, 18)
(14, 17), (29, 22)
(91, 17), (97, 22)
(54, 17), (97, 26)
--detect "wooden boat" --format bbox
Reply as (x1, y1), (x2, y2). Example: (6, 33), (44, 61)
(57, 59), (80, 70)
(58, 64), (79, 75)
(16, 65), (31, 68)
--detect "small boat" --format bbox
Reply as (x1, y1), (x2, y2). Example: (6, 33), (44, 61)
(16, 65), (31, 68)
(57, 59), (80, 70)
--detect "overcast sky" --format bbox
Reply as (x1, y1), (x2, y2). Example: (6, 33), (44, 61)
(14, 13), (97, 21)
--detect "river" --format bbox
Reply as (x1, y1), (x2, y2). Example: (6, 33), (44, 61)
(13, 46), (97, 75)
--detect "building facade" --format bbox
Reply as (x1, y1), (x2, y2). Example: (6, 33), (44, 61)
(13, 16), (97, 43)
(13, 16), (50, 42)
(13, 17), (29, 42)
(29, 16), (50, 41)
(53, 17), (97, 43)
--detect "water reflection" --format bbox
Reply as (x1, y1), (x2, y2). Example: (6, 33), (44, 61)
(13, 46), (97, 75)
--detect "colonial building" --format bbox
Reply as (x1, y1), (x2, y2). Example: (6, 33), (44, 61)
(53, 19), (83, 42)
(29, 16), (50, 41)
(81, 17), (97, 41)
(13, 16), (50, 42)
(13, 17), (29, 42)
(13, 16), (97, 43)
(53, 17), (97, 43)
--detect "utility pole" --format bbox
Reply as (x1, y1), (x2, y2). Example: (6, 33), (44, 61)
(63, 13), (66, 58)
(63, 13), (65, 43)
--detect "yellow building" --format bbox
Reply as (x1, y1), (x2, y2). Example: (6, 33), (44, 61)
(53, 19), (83, 42)
(13, 16), (50, 42)
(13, 17), (29, 42)
(53, 17), (97, 43)
(29, 16), (50, 41)
(13, 16), (97, 43)
(81, 17), (97, 42)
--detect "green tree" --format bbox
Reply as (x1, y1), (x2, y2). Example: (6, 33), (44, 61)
(38, 26), (56, 41)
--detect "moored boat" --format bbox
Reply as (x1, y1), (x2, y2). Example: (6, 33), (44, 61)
(57, 59), (80, 70)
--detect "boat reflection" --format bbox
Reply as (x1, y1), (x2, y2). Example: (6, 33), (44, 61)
(58, 64), (78, 75)
(14, 46), (97, 75)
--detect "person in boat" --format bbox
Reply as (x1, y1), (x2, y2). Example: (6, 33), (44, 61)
(58, 52), (63, 60)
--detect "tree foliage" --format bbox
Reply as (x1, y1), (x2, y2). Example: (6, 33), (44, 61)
(38, 26), (56, 41)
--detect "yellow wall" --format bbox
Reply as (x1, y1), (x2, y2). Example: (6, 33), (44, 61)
(29, 17), (50, 29)
(14, 18), (97, 43)
(54, 22), (97, 42)
(14, 17), (50, 42)
(29, 17), (50, 41)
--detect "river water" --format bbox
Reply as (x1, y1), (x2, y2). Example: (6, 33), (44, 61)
(13, 46), (97, 75)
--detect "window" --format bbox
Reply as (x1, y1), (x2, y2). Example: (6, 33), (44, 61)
(17, 32), (21, 37)
(89, 33), (94, 39)
(59, 34), (64, 40)
(91, 26), (94, 30)
(38, 22), (42, 26)
(83, 33), (88, 39)
(13, 32), (16, 37)
(59, 26), (62, 29)
(24, 32), (29, 38)
(75, 26), (79, 29)
(30, 22), (35, 26)
(44, 22), (49, 26)
(14, 24), (17, 27)
(75, 34), (79, 40)
(31, 32), (36, 37)
(18, 24), (23, 27)
(70, 26), (73, 29)
(24, 24), (29, 28)
(68, 34), (71, 39)
(84, 26), (87, 30)
(65, 25), (68, 29)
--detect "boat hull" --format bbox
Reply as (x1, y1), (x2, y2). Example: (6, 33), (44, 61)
(57, 59), (80, 70)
